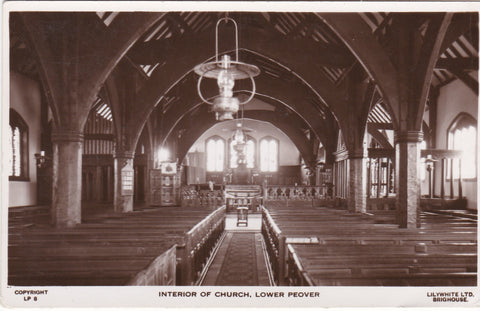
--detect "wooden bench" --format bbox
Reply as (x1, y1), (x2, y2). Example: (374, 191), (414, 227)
(310, 272), (476, 286)
(264, 204), (477, 286)
(8, 206), (218, 286)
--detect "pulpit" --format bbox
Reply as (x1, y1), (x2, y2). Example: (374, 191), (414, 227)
(233, 163), (250, 184)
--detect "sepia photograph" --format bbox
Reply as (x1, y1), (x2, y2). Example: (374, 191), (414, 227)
(1, 1), (479, 309)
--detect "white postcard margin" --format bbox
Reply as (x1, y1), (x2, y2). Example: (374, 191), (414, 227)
(1, 1), (479, 310)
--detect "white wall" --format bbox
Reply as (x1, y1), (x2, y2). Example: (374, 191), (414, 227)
(9, 72), (42, 207)
(188, 118), (301, 166)
(185, 118), (301, 183)
(434, 77), (478, 210)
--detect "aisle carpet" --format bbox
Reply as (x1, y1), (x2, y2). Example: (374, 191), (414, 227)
(215, 232), (258, 285)
(200, 231), (271, 286)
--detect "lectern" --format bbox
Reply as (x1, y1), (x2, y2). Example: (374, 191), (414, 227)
(236, 206), (248, 227)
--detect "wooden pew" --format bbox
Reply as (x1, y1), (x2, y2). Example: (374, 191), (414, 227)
(263, 204), (477, 286)
(8, 205), (221, 286)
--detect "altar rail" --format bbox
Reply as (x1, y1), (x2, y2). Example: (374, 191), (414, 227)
(182, 185), (333, 206)
(264, 185), (331, 200)
(128, 244), (176, 285)
(182, 205), (226, 285)
(225, 185), (263, 212)
(181, 186), (224, 208)
(261, 207), (286, 285)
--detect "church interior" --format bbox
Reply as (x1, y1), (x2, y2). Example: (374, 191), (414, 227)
(6, 11), (478, 287)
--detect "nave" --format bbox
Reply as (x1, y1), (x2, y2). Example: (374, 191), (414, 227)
(8, 199), (477, 287)
(6, 10), (478, 293)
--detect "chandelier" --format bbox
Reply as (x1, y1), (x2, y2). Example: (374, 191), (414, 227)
(232, 122), (247, 153)
(232, 121), (248, 166)
(194, 17), (260, 121)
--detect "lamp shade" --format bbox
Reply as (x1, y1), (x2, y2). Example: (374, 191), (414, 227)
(194, 17), (260, 120)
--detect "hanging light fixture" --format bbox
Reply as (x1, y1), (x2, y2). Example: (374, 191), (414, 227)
(232, 122), (247, 154)
(232, 103), (247, 157)
(194, 17), (260, 121)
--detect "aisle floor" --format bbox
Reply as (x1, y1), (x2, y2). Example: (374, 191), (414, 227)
(200, 231), (272, 286)
(224, 213), (262, 231)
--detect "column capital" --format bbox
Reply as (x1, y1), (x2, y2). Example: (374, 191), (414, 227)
(394, 131), (424, 144)
(348, 149), (366, 159)
(51, 130), (84, 143)
(113, 151), (135, 159)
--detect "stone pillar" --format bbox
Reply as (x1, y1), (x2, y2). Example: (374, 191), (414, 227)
(395, 131), (423, 229)
(347, 150), (367, 213)
(51, 130), (84, 228)
(114, 151), (135, 213)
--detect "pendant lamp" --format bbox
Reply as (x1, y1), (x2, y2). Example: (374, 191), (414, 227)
(194, 17), (260, 121)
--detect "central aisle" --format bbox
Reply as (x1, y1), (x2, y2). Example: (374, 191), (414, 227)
(200, 214), (272, 286)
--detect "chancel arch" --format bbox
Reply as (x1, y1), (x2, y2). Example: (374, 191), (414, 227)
(173, 106), (317, 169)
(185, 118), (303, 185)
(148, 52), (338, 158)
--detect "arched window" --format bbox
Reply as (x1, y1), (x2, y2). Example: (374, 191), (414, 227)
(9, 109), (29, 180)
(447, 113), (477, 179)
(260, 137), (278, 172)
(230, 137), (255, 169)
(206, 137), (225, 172)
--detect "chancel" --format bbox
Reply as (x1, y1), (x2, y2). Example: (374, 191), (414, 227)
(6, 11), (478, 287)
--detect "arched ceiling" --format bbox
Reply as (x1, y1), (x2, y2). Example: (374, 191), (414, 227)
(125, 12), (351, 160)
(10, 11), (478, 159)
(149, 50), (337, 147)
(123, 11), (476, 156)
(175, 110), (316, 167)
